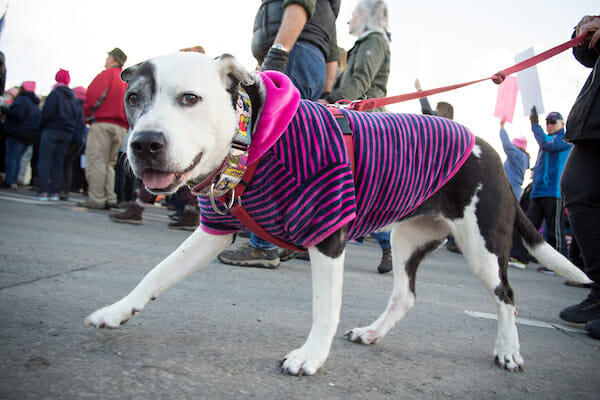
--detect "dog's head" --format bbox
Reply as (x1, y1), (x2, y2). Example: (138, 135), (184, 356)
(121, 52), (258, 194)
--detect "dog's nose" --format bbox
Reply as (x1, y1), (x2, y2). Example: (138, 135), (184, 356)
(130, 131), (166, 157)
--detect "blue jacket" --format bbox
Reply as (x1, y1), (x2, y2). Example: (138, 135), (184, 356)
(530, 124), (571, 199)
(40, 85), (85, 135)
(499, 128), (529, 199)
(3, 91), (41, 139)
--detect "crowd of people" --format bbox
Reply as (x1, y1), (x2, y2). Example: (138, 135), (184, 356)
(0, 2), (598, 339)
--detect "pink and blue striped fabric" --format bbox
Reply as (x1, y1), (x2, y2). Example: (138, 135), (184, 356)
(200, 100), (475, 248)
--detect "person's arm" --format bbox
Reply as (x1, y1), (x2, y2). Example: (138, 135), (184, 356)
(83, 71), (109, 119)
(414, 79), (436, 115)
(261, 2), (313, 72)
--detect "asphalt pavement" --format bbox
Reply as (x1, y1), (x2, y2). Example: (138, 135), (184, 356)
(1, 187), (599, 400)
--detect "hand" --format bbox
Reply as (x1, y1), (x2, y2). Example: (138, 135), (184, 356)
(414, 79), (422, 91)
(576, 15), (600, 49)
(500, 118), (505, 128)
(261, 47), (289, 73)
(529, 106), (538, 125)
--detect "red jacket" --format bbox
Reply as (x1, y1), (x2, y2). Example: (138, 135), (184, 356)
(84, 67), (128, 129)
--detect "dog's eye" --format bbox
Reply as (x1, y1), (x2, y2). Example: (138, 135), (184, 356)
(179, 93), (201, 106)
(127, 93), (139, 106)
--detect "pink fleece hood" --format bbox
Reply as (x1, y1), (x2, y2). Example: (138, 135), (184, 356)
(246, 71), (300, 165)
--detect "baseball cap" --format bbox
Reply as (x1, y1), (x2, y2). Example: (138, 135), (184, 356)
(545, 111), (563, 121)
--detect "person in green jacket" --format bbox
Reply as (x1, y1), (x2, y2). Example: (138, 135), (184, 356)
(319, 0), (392, 273)
(320, 0), (390, 112)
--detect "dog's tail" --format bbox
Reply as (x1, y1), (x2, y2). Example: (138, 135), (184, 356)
(514, 206), (592, 283)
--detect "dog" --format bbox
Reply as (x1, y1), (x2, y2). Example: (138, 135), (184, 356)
(85, 52), (591, 376)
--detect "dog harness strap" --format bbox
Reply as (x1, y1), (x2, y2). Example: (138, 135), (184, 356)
(217, 159), (308, 252)
(328, 107), (355, 177)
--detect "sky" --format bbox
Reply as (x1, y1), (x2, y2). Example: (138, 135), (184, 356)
(0, 0), (597, 165)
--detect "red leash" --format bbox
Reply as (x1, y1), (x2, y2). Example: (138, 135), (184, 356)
(350, 33), (589, 112)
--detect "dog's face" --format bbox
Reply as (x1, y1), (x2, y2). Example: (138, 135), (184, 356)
(121, 52), (255, 194)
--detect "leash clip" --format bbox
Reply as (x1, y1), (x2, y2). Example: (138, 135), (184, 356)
(209, 182), (236, 215)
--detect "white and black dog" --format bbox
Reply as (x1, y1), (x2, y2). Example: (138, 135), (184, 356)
(86, 52), (591, 376)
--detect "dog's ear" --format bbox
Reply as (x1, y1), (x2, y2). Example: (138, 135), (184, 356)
(216, 54), (255, 88)
(121, 62), (145, 84)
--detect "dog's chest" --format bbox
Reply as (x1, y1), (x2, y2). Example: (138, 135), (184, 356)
(200, 101), (474, 247)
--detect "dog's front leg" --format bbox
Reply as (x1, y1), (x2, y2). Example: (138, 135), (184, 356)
(85, 229), (233, 328)
(281, 247), (344, 376)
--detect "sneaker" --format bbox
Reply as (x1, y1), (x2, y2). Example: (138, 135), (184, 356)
(537, 266), (555, 275)
(508, 257), (526, 270)
(377, 248), (393, 274)
(109, 201), (144, 225)
(32, 193), (48, 201)
(218, 243), (280, 269)
(585, 318), (600, 339)
(48, 193), (60, 201)
(168, 207), (199, 231)
(279, 248), (300, 262)
(559, 293), (600, 323)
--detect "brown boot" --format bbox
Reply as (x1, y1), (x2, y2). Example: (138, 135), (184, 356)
(168, 206), (199, 231)
(377, 248), (393, 274)
(109, 201), (144, 225)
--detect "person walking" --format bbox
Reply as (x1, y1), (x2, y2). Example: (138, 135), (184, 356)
(218, 0), (340, 269)
(34, 69), (85, 201)
(558, 15), (600, 339)
(79, 47), (129, 209)
(1, 81), (41, 189)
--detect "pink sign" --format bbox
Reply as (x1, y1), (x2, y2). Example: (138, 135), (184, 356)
(494, 76), (519, 123)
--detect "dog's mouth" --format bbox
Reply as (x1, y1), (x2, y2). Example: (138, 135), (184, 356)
(141, 153), (203, 193)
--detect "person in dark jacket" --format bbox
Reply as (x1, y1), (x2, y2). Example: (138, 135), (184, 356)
(34, 69), (85, 200)
(1, 81), (41, 189)
(219, 0), (340, 268)
(558, 15), (600, 339)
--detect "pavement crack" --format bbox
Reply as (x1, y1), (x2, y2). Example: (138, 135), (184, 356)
(0, 262), (109, 290)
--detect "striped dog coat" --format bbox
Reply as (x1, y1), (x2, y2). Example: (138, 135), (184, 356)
(199, 72), (475, 248)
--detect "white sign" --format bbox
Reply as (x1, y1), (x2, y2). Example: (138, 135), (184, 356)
(515, 47), (545, 116)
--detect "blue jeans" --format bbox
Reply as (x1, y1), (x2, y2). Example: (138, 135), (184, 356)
(286, 41), (326, 102)
(4, 136), (27, 184)
(36, 129), (73, 194)
(250, 41), (326, 250)
(371, 231), (391, 250)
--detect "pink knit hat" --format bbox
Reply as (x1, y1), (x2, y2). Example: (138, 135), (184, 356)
(22, 81), (36, 92)
(73, 86), (86, 101)
(512, 137), (527, 151)
(55, 69), (71, 85)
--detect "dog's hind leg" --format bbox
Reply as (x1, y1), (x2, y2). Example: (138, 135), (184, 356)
(451, 188), (524, 371)
(346, 216), (447, 344)
(281, 229), (346, 376)
(85, 230), (233, 328)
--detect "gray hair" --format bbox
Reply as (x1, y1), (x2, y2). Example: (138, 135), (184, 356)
(356, 0), (389, 32)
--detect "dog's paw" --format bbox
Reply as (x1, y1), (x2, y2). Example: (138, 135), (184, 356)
(494, 350), (524, 372)
(280, 345), (327, 376)
(344, 327), (381, 344)
(85, 300), (141, 329)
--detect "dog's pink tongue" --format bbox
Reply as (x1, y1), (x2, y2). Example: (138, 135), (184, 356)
(142, 170), (175, 189)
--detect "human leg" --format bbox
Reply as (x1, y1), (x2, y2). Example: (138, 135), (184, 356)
(3, 136), (25, 186)
(84, 123), (111, 206)
(559, 144), (600, 324)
